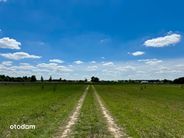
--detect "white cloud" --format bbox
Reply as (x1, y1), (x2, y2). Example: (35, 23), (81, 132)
(74, 60), (83, 64)
(138, 59), (163, 65)
(37, 63), (73, 72)
(19, 63), (31, 66)
(130, 51), (145, 56)
(37, 63), (58, 69)
(56, 66), (73, 72)
(90, 61), (96, 64)
(12, 64), (35, 70)
(49, 59), (64, 63)
(0, 59), (184, 80)
(144, 33), (181, 47)
(1, 61), (12, 66)
(0, 52), (41, 60)
(87, 66), (98, 71)
(103, 62), (114, 66)
(0, 37), (21, 49)
(175, 64), (184, 67)
(115, 65), (136, 72)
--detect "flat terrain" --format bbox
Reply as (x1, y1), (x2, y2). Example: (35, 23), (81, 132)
(1, 83), (184, 138)
(95, 84), (184, 138)
(71, 85), (111, 138)
(0, 83), (85, 138)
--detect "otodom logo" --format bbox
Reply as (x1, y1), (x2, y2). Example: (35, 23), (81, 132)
(10, 124), (35, 130)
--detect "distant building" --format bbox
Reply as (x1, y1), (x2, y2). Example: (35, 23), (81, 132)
(141, 80), (149, 84)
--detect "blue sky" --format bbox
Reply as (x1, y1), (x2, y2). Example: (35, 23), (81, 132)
(0, 0), (184, 80)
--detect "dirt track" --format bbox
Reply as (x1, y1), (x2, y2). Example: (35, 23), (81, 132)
(92, 85), (129, 138)
(54, 86), (89, 138)
(55, 85), (129, 138)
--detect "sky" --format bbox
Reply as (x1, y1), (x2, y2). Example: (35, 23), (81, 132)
(0, 0), (184, 80)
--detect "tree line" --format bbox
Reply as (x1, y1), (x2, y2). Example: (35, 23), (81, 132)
(0, 75), (37, 82)
(0, 75), (184, 84)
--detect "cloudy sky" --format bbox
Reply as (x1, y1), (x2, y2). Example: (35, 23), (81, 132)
(0, 0), (184, 80)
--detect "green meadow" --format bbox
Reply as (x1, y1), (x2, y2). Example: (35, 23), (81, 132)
(0, 83), (85, 138)
(96, 84), (184, 138)
(1, 83), (184, 138)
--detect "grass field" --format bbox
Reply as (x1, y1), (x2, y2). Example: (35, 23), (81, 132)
(0, 83), (85, 138)
(1, 83), (184, 138)
(95, 84), (184, 138)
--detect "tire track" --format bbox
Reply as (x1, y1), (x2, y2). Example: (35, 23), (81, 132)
(55, 85), (89, 138)
(92, 85), (129, 138)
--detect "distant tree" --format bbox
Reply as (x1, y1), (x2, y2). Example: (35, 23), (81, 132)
(163, 79), (172, 84)
(31, 75), (37, 82)
(173, 77), (184, 84)
(59, 78), (62, 81)
(0, 75), (5, 81)
(84, 78), (88, 82)
(41, 76), (44, 82)
(0, 74), (38, 82)
(49, 76), (52, 82)
(5, 76), (10, 81)
(91, 76), (100, 82)
(17, 77), (23, 82)
(23, 76), (28, 82)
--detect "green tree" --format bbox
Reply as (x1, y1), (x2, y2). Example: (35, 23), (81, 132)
(31, 75), (37, 82)
(91, 76), (99, 82)
(49, 76), (52, 82)
(41, 76), (44, 82)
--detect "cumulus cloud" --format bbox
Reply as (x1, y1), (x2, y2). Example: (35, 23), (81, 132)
(37, 63), (58, 69)
(138, 59), (163, 65)
(0, 52), (41, 60)
(74, 60), (83, 64)
(87, 66), (98, 71)
(1, 59), (184, 80)
(130, 51), (145, 56)
(19, 63), (31, 66)
(0, 37), (21, 49)
(115, 65), (136, 71)
(37, 63), (73, 72)
(1, 61), (12, 66)
(12, 63), (35, 70)
(103, 62), (114, 66)
(144, 33), (181, 47)
(49, 59), (64, 63)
